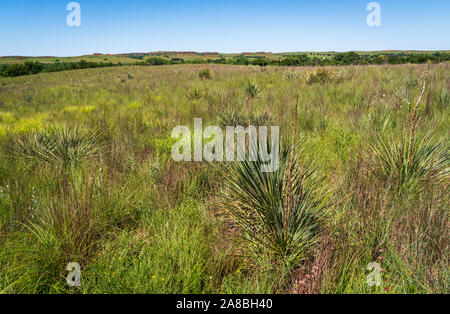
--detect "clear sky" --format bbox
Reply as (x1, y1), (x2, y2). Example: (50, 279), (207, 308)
(1, 0), (449, 56)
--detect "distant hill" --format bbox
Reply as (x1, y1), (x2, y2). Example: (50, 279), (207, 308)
(1, 50), (449, 65)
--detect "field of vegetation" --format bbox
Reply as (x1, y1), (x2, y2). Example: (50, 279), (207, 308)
(0, 62), (448, 293)
(2, 51), (450, 78)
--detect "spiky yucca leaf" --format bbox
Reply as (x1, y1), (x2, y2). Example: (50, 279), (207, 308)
(221, 141), (330, 266)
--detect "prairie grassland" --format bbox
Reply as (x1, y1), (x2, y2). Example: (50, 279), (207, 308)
(0, 63), (448, 294)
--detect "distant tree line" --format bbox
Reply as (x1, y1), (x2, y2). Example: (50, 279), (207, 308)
(0, 60), (121, 77)
(1, 52), (449, 78)
(141, 52), (450, 67)
(223, 52), (450, 67)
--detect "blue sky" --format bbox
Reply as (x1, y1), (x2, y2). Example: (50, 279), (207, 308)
(0, 0), (449, 56)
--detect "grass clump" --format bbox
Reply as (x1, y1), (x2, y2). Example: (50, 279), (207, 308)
(302, 68), (352, 85)
(303, 68), (338, 84)
(244, 81), (262, 99)
(372, 65), (449, 193)
(283, 70), (299, 80)
(218, 110), (275, 127)
(81, 199), (217, 294)
(9, 126), (102, 168)
(186, 87), (203, 100)
(371, 134), (449, 193)
(198, 68), (213, 80)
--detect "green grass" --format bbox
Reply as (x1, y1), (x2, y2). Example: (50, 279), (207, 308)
(0, 63), (448, 294)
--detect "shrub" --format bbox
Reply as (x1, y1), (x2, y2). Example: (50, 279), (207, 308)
(171, 57), (185, 63)
(251, 58), (269, 66)
(24, 62), (44, 75)
(333, 52), (361, 65)
(281, 55), (309, 66)
(303, 68), (339, 84)
(233, 56), (249, 65)
(146, 57), (169, 66)
(4, 64), (28, 77)
(218, 111), (249, 127)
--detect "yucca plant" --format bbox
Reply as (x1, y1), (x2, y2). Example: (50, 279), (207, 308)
(303, 68), (338, 85)
(371, 134), (449, 193)
(186, 87), (203, 100)
(283, 70), (298, 80)
(404, 76), (418, 90)
(394, 76), (418, 106)
(198, 68), (212, 80)
(9, 126), (102, 168)
(244, 81), (262, 99)
(221, 141), (330, 266)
